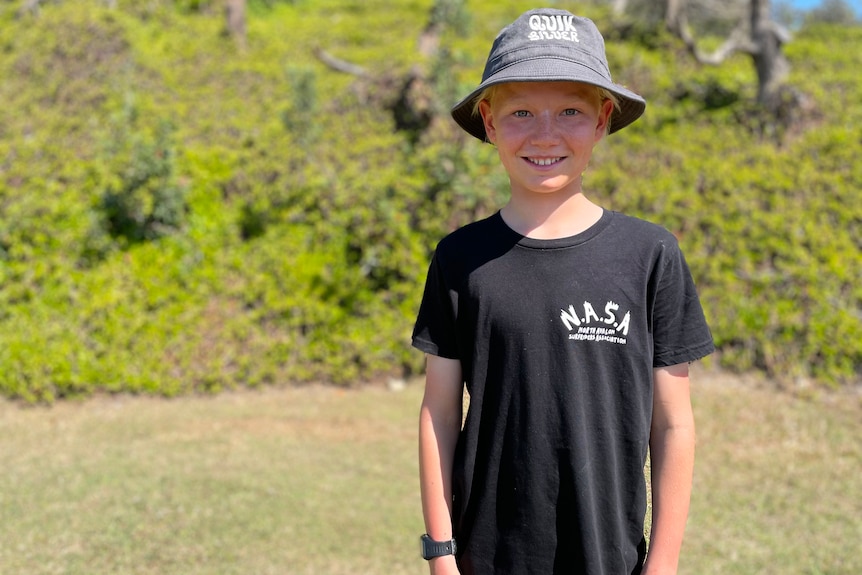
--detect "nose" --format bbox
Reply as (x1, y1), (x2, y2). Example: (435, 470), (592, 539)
(530, 111), (560, 145)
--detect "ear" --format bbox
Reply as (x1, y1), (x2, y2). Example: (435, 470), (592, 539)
(478, 99), (496, 144)
(594, 98), (614, 140)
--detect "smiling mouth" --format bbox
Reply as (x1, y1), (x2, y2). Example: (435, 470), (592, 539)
(526, 157), (563, 166)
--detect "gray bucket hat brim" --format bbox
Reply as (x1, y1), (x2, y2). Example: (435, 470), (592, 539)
(451, 9), (646, 141)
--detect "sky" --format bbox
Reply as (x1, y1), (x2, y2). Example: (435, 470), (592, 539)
(783, 0), (862, 15)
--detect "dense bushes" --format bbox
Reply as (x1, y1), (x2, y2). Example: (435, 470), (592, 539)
(591, 124), (861, 386)
(0, 1), (859, 401)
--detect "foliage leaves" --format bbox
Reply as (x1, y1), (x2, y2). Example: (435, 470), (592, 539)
(0, 1), (859, 401)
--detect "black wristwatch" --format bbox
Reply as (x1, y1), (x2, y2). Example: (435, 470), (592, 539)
(420, 534), (457, 560)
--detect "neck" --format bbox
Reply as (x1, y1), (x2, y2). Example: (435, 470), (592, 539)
(501, 191), (603, 240)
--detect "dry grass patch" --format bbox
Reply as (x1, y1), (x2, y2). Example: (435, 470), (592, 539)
(1, 370), (859, 574)
(684, 371), (862, 575)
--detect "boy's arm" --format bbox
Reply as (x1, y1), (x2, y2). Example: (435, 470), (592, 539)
(419, 354), (464, 575)
(643, 363), (696, 575)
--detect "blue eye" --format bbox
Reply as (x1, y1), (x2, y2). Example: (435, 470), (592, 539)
(514, 110), (530, 117)
(563, 109), (579, 116)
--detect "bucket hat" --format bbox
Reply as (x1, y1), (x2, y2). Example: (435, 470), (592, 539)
(451, 8), (646, 141)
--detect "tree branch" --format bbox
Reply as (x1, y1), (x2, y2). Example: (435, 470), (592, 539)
(313, 47), (368, 78)
(669, 9), (755, 66)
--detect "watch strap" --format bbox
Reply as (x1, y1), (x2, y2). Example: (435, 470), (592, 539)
(420, 534), (457, 560)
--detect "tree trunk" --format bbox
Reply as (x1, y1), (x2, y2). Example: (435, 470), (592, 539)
(613, 0), (630, 16)
(665, 0), (790, 109)
(665, 0), (685, 31)
(225, 0), (247, 49)
(749, 0), (790, 106)
(18, 0), (41, 17)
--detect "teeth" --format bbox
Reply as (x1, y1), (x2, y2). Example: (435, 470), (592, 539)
(529, 157), (561, 166)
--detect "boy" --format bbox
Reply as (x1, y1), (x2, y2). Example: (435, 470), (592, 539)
(413, 8), (714, 575)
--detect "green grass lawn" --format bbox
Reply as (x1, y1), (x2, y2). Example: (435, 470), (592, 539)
(1, 370), (860, 574)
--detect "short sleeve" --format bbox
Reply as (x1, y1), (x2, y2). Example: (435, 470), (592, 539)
(412, 251), (460, 359)
(650, 240), (714, 367)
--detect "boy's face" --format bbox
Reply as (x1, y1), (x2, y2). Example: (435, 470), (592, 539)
(478, 81), (613, 198)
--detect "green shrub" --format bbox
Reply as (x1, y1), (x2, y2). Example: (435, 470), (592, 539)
(98, 120), (188, 246)
(0, 0), (859, 401)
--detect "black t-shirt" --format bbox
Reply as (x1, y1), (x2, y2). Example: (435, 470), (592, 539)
(413, 210), (714, 575)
